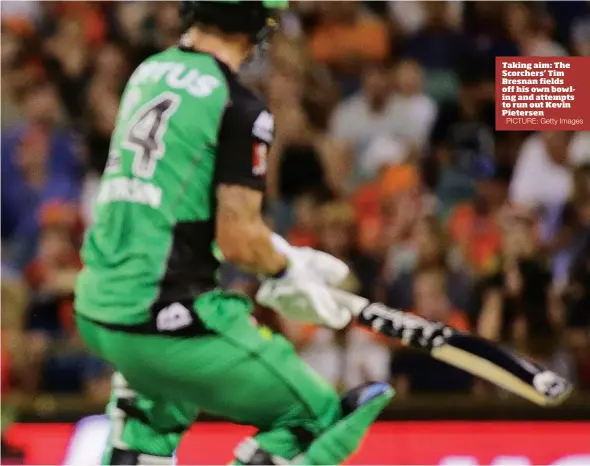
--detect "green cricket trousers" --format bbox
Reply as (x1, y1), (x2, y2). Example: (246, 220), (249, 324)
(76, 289), (391, 464)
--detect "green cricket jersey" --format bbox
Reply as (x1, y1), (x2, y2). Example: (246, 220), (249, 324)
(75, 46), (273, 325)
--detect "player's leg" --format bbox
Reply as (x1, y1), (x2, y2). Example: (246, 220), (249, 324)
(177, 290), (394, 463)
(76, 317), (198, 465)
(77, 290), (392, 464)
(217, 337), (392, 464)
(235, 381), (393, 465)
(78, 296), (327, 463)
(101, 372), (198, 465)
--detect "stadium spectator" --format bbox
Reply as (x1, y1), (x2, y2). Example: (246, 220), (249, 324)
(390, 266), (473, 397)
(307, 1), (390, 95)
(330, 59), (399, 189)
(474, 206), (563, 351)
(550, 164), (590, 288)
(430, 64), (495, 212)
(545, 1), (590, 50)
(385, 215), (471, 312)
(387, 1), (462, 36)
(447, 162), (512, 274)
(271, 49), (347, 231)
(509, 132), (583, 242)
(1, 87), (82, 269)
(315, 200), (370, 295)
(571, 9), (590, 56)
(505, 2), (568, 57)
(0, 263), (28, 396)
(110, 2), (153, 51)
(356, 163), (421, 257)
(462, 2), (520, 76)
(559, 167), (590, 330)
(1, 0), (42, 26)
(20, 203), (111, 399)
(138, 1), (182, 60)
(402, 2), (474, 103)
(1, 31), (29, 130)
(78, 43), (131, 225)
(286, 195), (320, 248)
(562, 232), (590, 390)
(331, 58), (436, 190)
(41, 16), (93, 127)
(390, 59), (437, 151)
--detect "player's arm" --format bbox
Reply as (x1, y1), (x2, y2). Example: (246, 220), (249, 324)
(214, 100), (287, 276)
(214, 99), (351, 329)
(217, 181), (351, 329)
(216, 183), (287, 276)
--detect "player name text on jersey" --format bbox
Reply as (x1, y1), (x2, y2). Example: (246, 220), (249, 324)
(96, 177), (163, 209)
(129, 61), (221, 98)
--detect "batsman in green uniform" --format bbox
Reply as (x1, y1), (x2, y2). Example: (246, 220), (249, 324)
(75, 1), (393, 464)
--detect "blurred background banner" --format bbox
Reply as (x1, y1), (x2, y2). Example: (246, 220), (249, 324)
(1, 0), (590, 463)
(3, 418), (590, 465)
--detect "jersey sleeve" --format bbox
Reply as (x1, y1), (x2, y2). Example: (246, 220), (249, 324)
(215, 98), (274, 192)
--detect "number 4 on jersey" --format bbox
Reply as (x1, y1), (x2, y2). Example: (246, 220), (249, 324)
(123, 91), (181, 179)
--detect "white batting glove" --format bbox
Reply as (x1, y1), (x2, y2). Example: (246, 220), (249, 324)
(269, 233), (350, 286)
(256, 278), (352, 329)
(255, 234), (352, 329)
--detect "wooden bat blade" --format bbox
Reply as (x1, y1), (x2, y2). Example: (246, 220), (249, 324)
(432, 335), (572, 406)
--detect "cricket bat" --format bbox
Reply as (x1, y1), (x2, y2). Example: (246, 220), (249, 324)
(329, 288), (573, 407)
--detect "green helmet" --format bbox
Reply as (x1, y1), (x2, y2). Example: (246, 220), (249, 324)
(179, 1), (289, 43)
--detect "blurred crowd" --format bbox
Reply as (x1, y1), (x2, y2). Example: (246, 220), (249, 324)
(2, 1), (590, 409)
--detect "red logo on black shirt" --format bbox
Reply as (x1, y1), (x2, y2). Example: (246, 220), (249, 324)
(253, 142), (268, 176)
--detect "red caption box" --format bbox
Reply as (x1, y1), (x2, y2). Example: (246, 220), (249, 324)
(496, 56), (590, 131)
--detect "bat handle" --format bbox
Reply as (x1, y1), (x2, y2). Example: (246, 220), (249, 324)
(330, 288), (371, 316)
